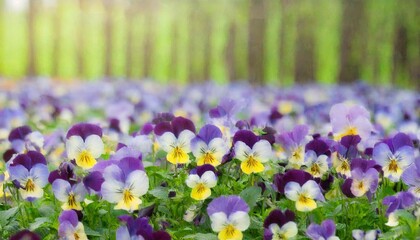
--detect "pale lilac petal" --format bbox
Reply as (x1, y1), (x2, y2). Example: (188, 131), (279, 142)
(116, 226), (131, 240)
(8, 165), (29, 182)
(302, 180), (322, 200)
(30, 164), (49, 188)
(372, 143), (392, 166)
(285, 182), (301, 201)
(253, 140), (273, 163)
(396, 146), (415, 168)
(126, 170), (149, 197)
(52, 179), (71, 202)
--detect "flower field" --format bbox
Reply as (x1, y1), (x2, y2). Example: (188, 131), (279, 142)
(0, 80), (419, 240)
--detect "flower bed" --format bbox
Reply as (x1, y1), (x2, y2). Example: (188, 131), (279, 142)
(0, 80), (419, 239)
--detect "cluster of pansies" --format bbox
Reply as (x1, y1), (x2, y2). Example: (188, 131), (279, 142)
(0, 80), (419, 239)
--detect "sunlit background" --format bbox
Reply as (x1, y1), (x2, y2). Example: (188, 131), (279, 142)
(0, 0), (419, 87)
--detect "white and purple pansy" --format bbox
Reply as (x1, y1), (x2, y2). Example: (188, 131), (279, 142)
(276, 124), (309, 168)
(7, 125), (44, 154)
(116, 215), (171, 240)
(304, 150), (330, 178)
(306, 219), (339, 240)
(207, 195), (250, 240)
(52, 179), (87, 210)
(65, 123), (104, 169)
(284, 179), (325, 212)
(186, 164), (218, 200)
(191, 124), (229, 167)
(233, 130), (273, 175)
(352, 229), (381, 240)
(7, 151), (49, 201)
(58, 210), (88, 240)
(341, 159), (380, 198)
(154, 116), (196, 165)
(101, 157), (149, 212)
(382, 191), (416, 227)
(373, 132), (415, 182)
(401, 157), (420, 198)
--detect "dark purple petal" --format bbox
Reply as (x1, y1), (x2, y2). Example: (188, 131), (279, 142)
(152, 112), (174, 124)
(263, 209), (295, 228)
(3, 149), (17, 162)
(351, 158), (377, 173)
(8, 126), (32, 141)
(305, 138), (331, 157)
(141, 123), (154, 135)
(340, 135), (361, 149)
(10, 230), (40, 240)
(233, 130), (259, 148)
(83, 171), (104, 192)
(399, 191), (415, 209)
(383, 196), (398, 214)
(66, 123), (102, 140)
(172, 117), (195, 137)
(27, 151), (47, 166)
(341, 178), (355, 198)
(195, 124), (222, 144)
(118, 215), (132, 224)
(48, 162), (76, 185)
(321, 219), (336, 238)
(154, 122), (173, 136)
(195, 164), (217, 177)
(118, 157), (144, 176)
(260, 127), (276, 145)
(131, 217), (153, 239)
(209, 106), (227, 119)
(152, 231), (171, 240)
(138, 204), (155, 218)
(392, 132), (414, 150)
(263, 228), (274, 240)
(273, 170), (313, 194)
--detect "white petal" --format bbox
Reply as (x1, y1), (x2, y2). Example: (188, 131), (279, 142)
(191, 140), (208, 158)
(186, 174), (200, 188)
(201, 171), (217, 188)
(103, 165), (125, 188)
(304, 150), (318, 165)
(208, 138), (229, 156)
(229, 211), (250, 231)
(372, 143), (392, 167)
(364, 230), (378, 240)
(126, 170), (149, 197)
(52, 179), (71, 202)
(280, 221), (298, 238)
(132, 135), (153, 156)
(327, 237), (340, 240)
(178, 130), (195, 152)
(252, 140), (273, 163)
(85, 135), (104, 158)
(302, 180), (322, 199)
(234, 141), (252, 161)
(26, 131), (44, 148)
(101, 181), (124, 203)
(352, 230), (365, 240)
(66, 136), (85, 159)
(210, 212), (228, 231)
(158, 132), (177, 152)
(284, 181), (301, 201)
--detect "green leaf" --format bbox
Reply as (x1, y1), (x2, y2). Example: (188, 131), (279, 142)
(183, 233), (218, 240)
(239, 186), (262, 209)
(0, 207), (19, 226)
(149, 186), (169, 200)
(84, 226), (102, 237)
(30, 217), (50, 231)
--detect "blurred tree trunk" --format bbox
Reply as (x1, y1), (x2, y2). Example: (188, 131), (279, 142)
(27, 0), (37, 77)
(248, 0), (265, 84)
(104, 0), (113, 77)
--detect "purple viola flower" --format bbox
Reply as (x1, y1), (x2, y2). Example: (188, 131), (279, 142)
(233, 130), (273, 175)
(48, 162), (77, 185)
(58, 210), (88, 240)
(306, 219), (339, 240)
(352, 229), (380, 240)
(154, 116), (196, 165)
(186, 164), (218, 200)
(263, 209), (297, 240)
(191, 124), (229, 167)
(285, 179), (325, 212)
(118, 132), (153, 158)
(0, 107), (26, 140)
(116, 215), (171, 240)
(10, 229), (40, 240)
(101, 157), (149, 212)
(207, 195), (250, 240)
(401, 157), (420, 198)
(273, 169), (313, 194)
(373, 133), (415, 182)
(332, 135), (361, 178)
(382, 191), (415, 227)
(8, 125), (44, 153)
(341, 159), (379, 198)
(329, 103), (373, 141)
(52, 180), (87, 210)
(7, 151), (49, 201)
(276, 124), (309, 168)
(304, 150), (330, 178)
(66, 123), (104, 169)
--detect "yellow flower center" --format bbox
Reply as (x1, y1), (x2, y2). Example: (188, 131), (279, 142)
(219, 224), (242, 240)
(202, 152), (216, 165)
(310, 164), (321, 176)
(357, 181), (364, 190)
(68, 193), (78, 208)
(298, 194), (311, 204)
(339, 159), (350, 171)
(240, 155), (264, 174)
(76, 150), (96, 169)
(388, 159), (399, 173)
(25, 179), (35, 192)
(123, 189), (134, 204)
(195, 183), (206, 194)
(167, 146), (189, 164)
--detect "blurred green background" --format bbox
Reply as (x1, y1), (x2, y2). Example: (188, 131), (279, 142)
(0, 0), (419, 87)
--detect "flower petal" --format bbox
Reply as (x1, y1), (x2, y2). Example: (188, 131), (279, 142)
(126, 170), (149, 197)
(30, 164), (49, 188)
(229, 211), (250, 231)
(66, 136), (85, 160)
(210, 212), (228, 232)
(158, 132), (177, 152)
(52, 179), (71, 202)
(85, 135), (104, 158)
(234, 141), (252, 161)
(201, 171), (217, 188)
(178, 130), (195, 152)
(281, 221), (298, 238)
(186, 174), (200, 188)
(301, 180), (322, 199)
(252, 140), (273, 163)
(284, 182), (301, 201)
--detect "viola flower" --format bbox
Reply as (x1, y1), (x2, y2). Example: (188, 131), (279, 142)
(306, 219), (339, 240)
(52, 180), (87, 210)
(118, 132), (153, 158)
(66, 123), (104, 169)
(8, 151), (49, 201)
(341, 159), (379, 198)
(401, 157), (420, 198)
(117, 215), (171, 240)
(263, 209), (297, 240)
(154, 116), (196, 165)
(285, 180), (324, 212)
(186, 165), (217, 200)
(48, 162), (77, 185)
(0, 107), (26, 140)
(0, 172), (10, 198)
(304, 150), (329, 178)
(273, 169), (313, 195)
(207, 195), (250, 240)
(276, 125), (309, 168)
(101, 157), (149, 212)
(352, 229), (380, 240)
(373, 133), (415, 182)
(10, 230), (40, 240)
(8, 125), (44, 153)
(234, 130), (273, 174)
(382, 191), (415, 227)
(58, 210), (88, 240)
(332, 135), (361, 178)
(329, 103), (373, 141)
(191, 124), (229, 167)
